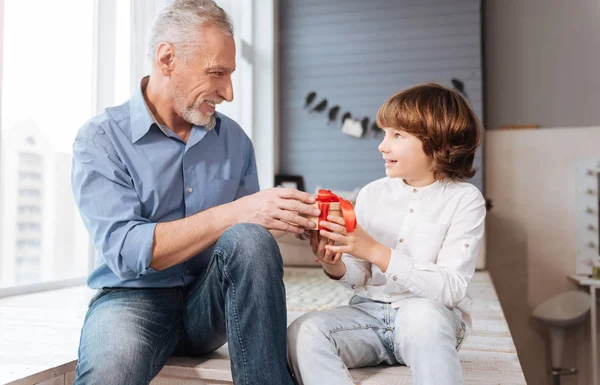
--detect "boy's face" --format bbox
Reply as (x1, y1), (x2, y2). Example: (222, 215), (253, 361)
(378, 127), (435, 184)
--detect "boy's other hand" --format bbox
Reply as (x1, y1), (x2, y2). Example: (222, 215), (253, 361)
(310, 231), (342, 265)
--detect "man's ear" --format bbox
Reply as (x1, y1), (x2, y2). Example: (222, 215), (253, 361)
(156, 42), (176, 77)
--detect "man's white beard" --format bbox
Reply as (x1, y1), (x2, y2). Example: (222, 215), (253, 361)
(173, 89), (218, 130)
(181, 106), (217, 130)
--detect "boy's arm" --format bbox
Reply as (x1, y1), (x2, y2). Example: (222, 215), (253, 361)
(383, 190), (486, 308)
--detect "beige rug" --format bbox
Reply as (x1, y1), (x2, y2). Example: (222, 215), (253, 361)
(283, 267), (353, 312)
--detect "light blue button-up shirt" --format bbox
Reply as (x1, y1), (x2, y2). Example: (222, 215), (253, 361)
(71, 78), (259, 289)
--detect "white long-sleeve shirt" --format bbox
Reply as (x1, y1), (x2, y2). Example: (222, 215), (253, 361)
(337, 177), (486, 330)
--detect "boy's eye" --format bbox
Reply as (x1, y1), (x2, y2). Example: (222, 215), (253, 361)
(394, 133), (402, 139)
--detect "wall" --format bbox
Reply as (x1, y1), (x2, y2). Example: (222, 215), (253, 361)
(279, 0), (483, 193)
(485, 127), (600, 385)
(484, 0), (600, 129)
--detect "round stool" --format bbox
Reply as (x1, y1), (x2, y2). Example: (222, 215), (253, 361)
(533, 291), (591, 385)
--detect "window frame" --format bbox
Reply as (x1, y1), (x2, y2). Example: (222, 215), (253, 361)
(0, 0), (100, 298)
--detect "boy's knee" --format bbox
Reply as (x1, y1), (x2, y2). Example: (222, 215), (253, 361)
(288, 313), (328, 348)
(396, 299), (454, 342)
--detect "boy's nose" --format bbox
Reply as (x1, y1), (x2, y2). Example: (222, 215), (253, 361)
(378, 141), (388, 153)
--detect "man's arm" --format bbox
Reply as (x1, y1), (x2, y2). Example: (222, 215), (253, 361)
(72, 129), (319, 276)
(150, 188), (318, 270)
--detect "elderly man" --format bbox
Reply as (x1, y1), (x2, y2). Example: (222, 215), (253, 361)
(71, 1), (317, 384)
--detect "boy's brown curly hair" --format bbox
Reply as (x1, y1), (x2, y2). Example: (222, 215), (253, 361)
(376, 83), (482, 181)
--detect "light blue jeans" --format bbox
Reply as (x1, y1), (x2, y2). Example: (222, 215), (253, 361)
(287, 295), (467, 385)
(73, 223), (294, 385)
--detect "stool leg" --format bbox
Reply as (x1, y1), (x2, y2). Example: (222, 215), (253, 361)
(549, 327), (566, 369)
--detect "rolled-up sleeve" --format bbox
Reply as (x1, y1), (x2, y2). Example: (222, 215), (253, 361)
(235, 136), (260, 199)
(71, 127), (156, 280)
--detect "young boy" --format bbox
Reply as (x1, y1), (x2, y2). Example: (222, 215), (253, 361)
(287, 83), (485, 385)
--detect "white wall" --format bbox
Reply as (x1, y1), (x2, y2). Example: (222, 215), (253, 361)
(484, 0), (600, 129)
(485, 127), (600, 385)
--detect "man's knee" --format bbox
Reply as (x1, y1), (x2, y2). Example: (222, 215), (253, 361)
(216, 223), (281, 270)
(75, 337), (153, 385)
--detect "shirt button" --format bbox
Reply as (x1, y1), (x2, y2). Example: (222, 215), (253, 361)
(399, 238), (404, 243)
(412, 188), (417, 193)
(188, 187), (193, 193)
(409, 208), (414, 213)
(392, 275), (398, 281)
(464, 243), (470, 248)
(184, 269), (191, 274)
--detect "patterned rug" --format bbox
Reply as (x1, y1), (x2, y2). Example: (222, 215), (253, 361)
(283, 267), (353, 311)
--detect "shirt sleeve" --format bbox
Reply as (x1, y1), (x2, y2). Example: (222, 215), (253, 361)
(71, 125), (157, 280)
(384, 189), (486, 307)
(235, 136), (260, 199)
(335, 187), (372, 289)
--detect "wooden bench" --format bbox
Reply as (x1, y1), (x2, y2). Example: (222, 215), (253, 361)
(151, 272), (526, 385)
(1, 271), (526, 385)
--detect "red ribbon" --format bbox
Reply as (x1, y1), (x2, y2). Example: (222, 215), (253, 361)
(316, 189), (357, 232)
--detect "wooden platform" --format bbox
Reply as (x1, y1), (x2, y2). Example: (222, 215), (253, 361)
(0, 271), (526, 385)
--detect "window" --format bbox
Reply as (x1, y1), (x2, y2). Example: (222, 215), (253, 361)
(0, 0), (94, 289)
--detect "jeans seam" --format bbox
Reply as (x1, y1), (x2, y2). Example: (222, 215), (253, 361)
(147, 315), (183, 383)
(220, 249), (249, 385)
(328, 324), (385, 335)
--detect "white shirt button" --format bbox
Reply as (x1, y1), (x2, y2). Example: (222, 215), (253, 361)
(399, 238), (404, 243)
(392, 275), (398, 281)
(188, 187), (193, 193)
(464, 243), (470, 248)
(412, 188), (417, 193)
(409, 208), (414, 213)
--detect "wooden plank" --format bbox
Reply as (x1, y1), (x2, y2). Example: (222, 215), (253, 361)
(63, 371), (75, 385)
(0, 270), (525, 385)
(35, 376), (64, 385)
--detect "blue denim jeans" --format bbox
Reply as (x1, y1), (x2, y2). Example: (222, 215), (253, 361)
(287, 295), (467, 385)
(73, 223), (294, 385)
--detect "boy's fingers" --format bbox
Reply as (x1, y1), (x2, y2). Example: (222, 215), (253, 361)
(320, 220), (346, 235)
(325, 244), (349, 254)
(327, 215), (346, 226)
(320, 229), (346, 243)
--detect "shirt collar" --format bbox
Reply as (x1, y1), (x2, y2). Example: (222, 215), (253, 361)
(398, 178), (442, 200)
(129, 76), (222, 143)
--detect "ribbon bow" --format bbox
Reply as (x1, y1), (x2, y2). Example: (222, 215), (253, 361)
(316, 189), (357, 232)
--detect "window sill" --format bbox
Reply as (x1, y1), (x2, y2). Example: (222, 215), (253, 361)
(0, 277), (88, 299)
(0, 285), (94, 384)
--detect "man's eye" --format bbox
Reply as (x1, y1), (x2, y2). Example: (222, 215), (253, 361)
(213, 72), (224, 77)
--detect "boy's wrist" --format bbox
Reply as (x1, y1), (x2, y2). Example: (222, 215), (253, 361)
(367, 242), (392, 272)
(322, 261), (346, 280)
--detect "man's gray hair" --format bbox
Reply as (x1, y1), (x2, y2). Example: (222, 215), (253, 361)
(148, 0), (234, 62)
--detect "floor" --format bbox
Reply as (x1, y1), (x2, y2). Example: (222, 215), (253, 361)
(0, 267), (526, 385)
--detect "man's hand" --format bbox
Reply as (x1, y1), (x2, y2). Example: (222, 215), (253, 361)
(232, 188), (320, 234)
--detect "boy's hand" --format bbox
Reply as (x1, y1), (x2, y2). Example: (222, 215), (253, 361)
(310, 231), (342, 265)
(319, 215), (391, 271)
